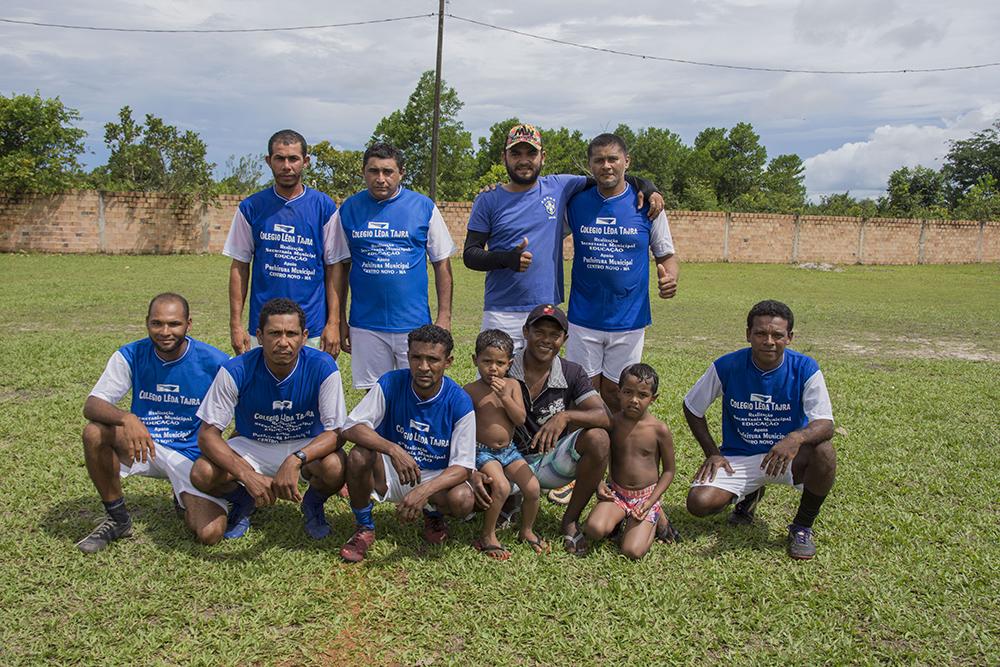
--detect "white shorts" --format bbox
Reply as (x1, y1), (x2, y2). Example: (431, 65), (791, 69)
(119, 442), (226, 510)
(250, 335), (321, 349)
(565, 323), (645, 382)
(348, 327), (410, 389)
(227, 435), (313, 478)
(689, 453), (803, 502)
(481, 311), (530, 354)
(374, 453), (448, 505)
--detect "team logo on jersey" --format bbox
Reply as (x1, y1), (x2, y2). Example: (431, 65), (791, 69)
(749, 393), (772, 404)
(409, 419), (430, 432)
(542, 196), (557, 218)
(274, 224), (295, 234)
(367, 221), (389, 230)
(595, 217), (617, 226)
(273, 400), (293, 410)
(156, 384), (180, 393)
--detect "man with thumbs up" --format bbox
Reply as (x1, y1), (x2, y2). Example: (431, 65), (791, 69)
(464, 124), (664, 352)
(565, 133), (679, 413)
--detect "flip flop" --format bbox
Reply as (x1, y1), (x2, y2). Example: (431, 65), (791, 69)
(519, 535), (550, 554)
(656, 517), (682, 544)
(562, 529), (589, 557)
(473, 538), (511, 561)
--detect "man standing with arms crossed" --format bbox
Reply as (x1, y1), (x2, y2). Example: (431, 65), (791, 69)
(330, 143), (455, 389)
(463, 124), (665, 352)
(77, 293), (229, 552)
(223, 130), (341, 356)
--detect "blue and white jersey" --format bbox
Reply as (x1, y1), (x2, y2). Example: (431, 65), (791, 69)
(90, 337), (229, 461)
(567, 184), (674, 332)
(197, 346), (346, 445)
(467, 174), (589, 312)
(223, 186), (339, 337)
(684, 348), (834, 457)
(343, 369), (475, 472)
(330, 187), (455, 332)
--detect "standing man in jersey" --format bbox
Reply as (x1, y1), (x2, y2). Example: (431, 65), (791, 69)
(565, 133), (679, 413)
(339, 325), (475, 563)
(463, 124), (665, 352)
(223, 129), (341, 356)
(77, 293), (229, 553)
(330, 143), (455, 389)
(192, 298), (348, 540)
(684, 300), (837, 560)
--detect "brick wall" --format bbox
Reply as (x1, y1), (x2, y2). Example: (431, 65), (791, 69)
(1, 190), (998, 264)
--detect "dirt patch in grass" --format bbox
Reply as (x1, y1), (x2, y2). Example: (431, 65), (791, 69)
(833, 337), (999, 362)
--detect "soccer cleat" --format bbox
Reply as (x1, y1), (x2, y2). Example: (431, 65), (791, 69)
(340, 527), (376, 563)
(76, 516), (133, 553)
(728, 487), (766, 526)
(301, 492), (331, 540)
(223, 496), (255, 540)
(422, 514), (449, 545)
(787, 524), (817, 560)
(547, 480), (576, 505)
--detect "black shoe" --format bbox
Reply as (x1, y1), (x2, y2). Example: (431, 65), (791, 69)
(76, 516), (133, 553)
(728, 487), (765, 526)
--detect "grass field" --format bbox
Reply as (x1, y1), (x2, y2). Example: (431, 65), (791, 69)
(0, 254), (997, 666)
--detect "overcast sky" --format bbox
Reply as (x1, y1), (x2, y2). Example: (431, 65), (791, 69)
(3, 1), (998, 200)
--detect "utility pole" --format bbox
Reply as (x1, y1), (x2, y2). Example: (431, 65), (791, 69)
(429, 0), (445, 201)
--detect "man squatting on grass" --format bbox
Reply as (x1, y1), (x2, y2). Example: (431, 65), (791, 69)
(192, 298), (348, 540)
(224, 129), (341, 356)
(339, 325), (476, 563)
(684, 299), (837, 560)
(78, 293), (230, 552)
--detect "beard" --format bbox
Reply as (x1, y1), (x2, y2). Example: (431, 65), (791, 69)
(506, 161), (541, 186)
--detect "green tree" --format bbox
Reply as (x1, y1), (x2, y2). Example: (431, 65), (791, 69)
(805, 192), (878, 217)
(617, 124), (690, 209)
(739, 153), (807, 212)
(0, 91), (86, 194)
(372, 70), (475, 199)
(537, 126), (589, 176)
(954, 174), (1000, 221)
(884, 165), (947, 218)
(691, 122), (767, 207)
(942, 120), (1000, 207)
(94, 106), (216, 207)
(305, 141), (364, 202)
(216, 153), (264, 195)
(475, 117), (521, 180)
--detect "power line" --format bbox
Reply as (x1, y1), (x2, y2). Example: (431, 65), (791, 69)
(447, 13), (1000, 75)
(0, 14), (434, 34)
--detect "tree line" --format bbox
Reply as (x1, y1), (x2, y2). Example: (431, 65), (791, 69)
(2, 76), (998, 220)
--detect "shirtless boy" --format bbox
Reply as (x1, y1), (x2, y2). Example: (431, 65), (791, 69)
(465, 329), (547, 559)
(583, 363), (677, 560)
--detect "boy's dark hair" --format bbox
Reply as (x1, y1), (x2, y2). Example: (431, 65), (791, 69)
(475, 329), (514, 358)
(746, 299), (794, 333)
(408, 324), (454, 356)
(620, 362), (659, 395)
(587, 132), (628, 158)
(147, 292), (189, 320)
(363, 142), (405, 171)
(258, 298), (306, 332)
(268, 129), (307, 157)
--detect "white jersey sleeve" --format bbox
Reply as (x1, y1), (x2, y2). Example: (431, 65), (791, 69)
(448, 411), (476, 470)
(318, 370), (347, 431)
(222, 209), (254, 263)
(89, 351), (132, 404)
(426, 205), (457, 262)
(683, 364), (723, 418)
(649, 211), (675, 258)
(195, 368), (239, 431)
(342, 382), (387, 432)
(325, 210), (351, 264)
(803, 370), (834, 423)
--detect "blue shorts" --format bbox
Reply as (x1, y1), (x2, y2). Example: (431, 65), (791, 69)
(475, 441), (524, 469)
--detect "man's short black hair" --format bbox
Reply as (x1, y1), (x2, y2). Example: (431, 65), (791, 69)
(746, 299), (794, 333)
(587, 133), (628, 158)
(620, 362), (659, 395)
(147, 292), (189, 320)
(363, 142), (405, 171)
(475, 329), (514, 358)
(408, 324), (453, 356)
(268, 129), (308, 157)
(258, 298), (306, 333)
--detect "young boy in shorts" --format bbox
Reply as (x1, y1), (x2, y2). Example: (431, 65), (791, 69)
(583, 363), (677, 560)
(464, 330), (548, 560)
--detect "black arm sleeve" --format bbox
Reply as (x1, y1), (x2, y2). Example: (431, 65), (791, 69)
(625, 174), (659, 199)
(463, 230), (520, 272)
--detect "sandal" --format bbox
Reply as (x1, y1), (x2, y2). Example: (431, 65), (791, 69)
(562, 528), (589, 557)
(473, 538), (511, 561)
(519, 535), (550, 554)
(656, 516), (682, 544)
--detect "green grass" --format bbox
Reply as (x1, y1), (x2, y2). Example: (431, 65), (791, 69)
(0, 254), (997, 666)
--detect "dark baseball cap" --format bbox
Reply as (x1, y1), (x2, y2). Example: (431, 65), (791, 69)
(524, 304), (568, 332)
